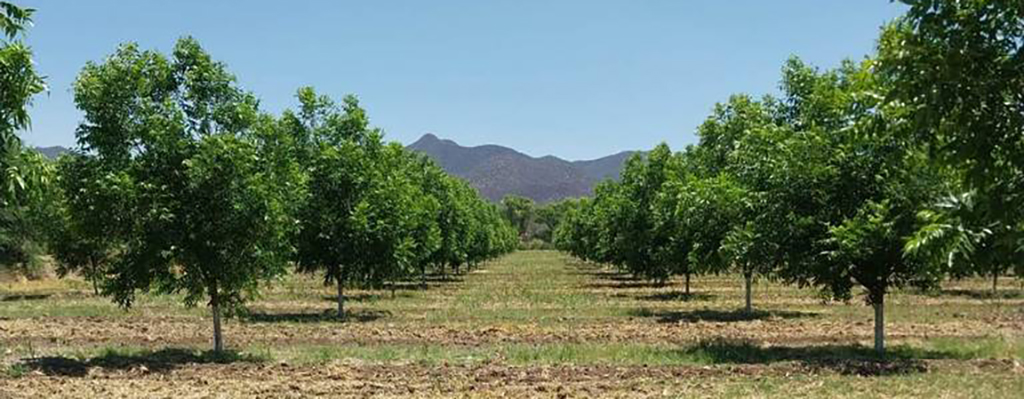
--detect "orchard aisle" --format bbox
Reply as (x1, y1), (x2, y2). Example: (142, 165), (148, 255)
(437, 250), (601, 325)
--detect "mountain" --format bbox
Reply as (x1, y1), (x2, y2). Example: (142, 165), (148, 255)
(35, 146), (70, 159)
(572, 151), (635, 182)
(408, 134), (635, 203)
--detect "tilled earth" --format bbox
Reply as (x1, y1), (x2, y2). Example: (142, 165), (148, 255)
(1, 251), (1023, 398)
(2, 360), (1022, 398)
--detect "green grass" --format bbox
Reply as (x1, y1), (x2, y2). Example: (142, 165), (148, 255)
(2, 363), (27, 378)
(2, 250), (1023, 397)
(95, 335), (1010, 368)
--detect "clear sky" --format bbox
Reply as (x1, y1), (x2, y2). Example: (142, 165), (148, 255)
(18, 0), (905, 160)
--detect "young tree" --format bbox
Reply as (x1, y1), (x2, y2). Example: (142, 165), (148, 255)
(613, 144), (674, 282)
(767, 58), (943, 353)
(673, 174), (745, 297)
(651, 155), (696, 295)
(690, 95), (782, 311)
(72, 38), (294, 352)
(399, 154), (444, 289)
(295, 92), (399, 318)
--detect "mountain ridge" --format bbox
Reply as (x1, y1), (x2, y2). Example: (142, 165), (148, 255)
(407, 133), (634, 203)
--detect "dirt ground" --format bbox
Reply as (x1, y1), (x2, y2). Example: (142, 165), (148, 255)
(1, 251), (1022, 398)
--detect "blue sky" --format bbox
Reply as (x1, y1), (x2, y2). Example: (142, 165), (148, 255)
(19, 1), (905, 160)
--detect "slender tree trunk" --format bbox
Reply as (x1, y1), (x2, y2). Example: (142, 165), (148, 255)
(420, 265), (427, 289)
(336, 277), (345, 319)
(211, 287), (224, 353)
(684, 272), (691, 296)
(89, 258), (99, 296)
(744, 270), (753, 313)
(992, 271), (999, 294)
(873, 296), (885, 354)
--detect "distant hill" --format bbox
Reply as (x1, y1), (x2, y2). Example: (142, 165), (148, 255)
(35, 146), (70, 159)
(408, 134), (635, 203)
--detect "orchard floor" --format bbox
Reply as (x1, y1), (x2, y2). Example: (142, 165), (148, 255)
(1, 250), (1022, 398)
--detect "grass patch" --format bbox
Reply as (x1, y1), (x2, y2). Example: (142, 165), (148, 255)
(2, 363), (28, 378)
(250, 336), (1022, 369)
(503, 343), (702, 366)
(279, 344), (491, 365)
(916, 336), (1024, 360)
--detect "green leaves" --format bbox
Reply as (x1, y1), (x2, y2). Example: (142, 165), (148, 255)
(292, 87), (512, 301)
(878, 0), (1024, 287)
(0, 3), (50, 277)
(0, 2), (33, 40)
(68, 38), (295, 317)
(501, 195), (535, 239)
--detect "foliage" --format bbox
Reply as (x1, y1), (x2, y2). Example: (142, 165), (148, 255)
(879, 0), (1024, 288)
(69, 38), (295, 351)
(501, 195), (534, 239)
(47, 154), (129, 293)
(0, 2), (49, 276)
(292, 88), (514, 316)
(556, 56), (946, 353)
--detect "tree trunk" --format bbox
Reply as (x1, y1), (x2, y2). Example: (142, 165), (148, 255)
(211, 287), (224, 353)
(744, 271), (753, 313)
(89, 259), (99, 296)
(873, 297), (885, 354)
(336, 277), (345, 319)
(992, 271), (999, 294)
(420, 265), (427, 290)
(684, 272), (691, 296)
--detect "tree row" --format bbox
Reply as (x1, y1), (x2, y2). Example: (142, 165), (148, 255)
(0, 6), (517, 352)
(555, 0), (1024, 354)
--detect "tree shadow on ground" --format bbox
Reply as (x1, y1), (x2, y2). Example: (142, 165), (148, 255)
(626, 291), (715, 302)
(423, 273), (466, 283)
(389, 274), (466, 289)
(937, 289), (1023, 300)
(570, 268), (635, 280)
(318, 293), (404, 303)
(1, 293), (52, 302)
(677, 339), (952, 376)
(585, 281), (671, 290)
(386, 282), (439, 292)
(19, 348), (264, 377)
(630, 308), (817, 323)
(246, 308), (390, 324)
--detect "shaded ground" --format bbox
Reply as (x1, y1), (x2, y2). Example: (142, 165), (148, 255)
(1, 250), (1023, 397)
